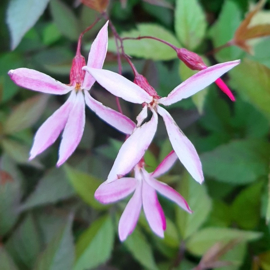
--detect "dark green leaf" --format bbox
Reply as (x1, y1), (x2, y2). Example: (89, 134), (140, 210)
(6, 0), (50, 49)
(0, 246), (19, 270)
(176, 173), (212, 240)
(20, 168), (75, 210)
(6, 214), (42, 269)
(74, 215), (114, 270)
(201, 139), (270, 184)
(34, 215), (74, 270)
(64, 165), (106, 210)
(125, 228), (158, 270)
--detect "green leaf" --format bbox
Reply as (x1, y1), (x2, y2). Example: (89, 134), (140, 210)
(6, 0), (50, 49)
(125, 228), (158, 270)
(209, 0), (243, 62)
(20, 168), (75, 210)
(64, 165), (106, 210)
(6, 214), (41, 269)
(4, 95), (49, 134)
(2, 139), (42, 168)
(74, 215), (114, 270)
(186, 227), (262, 256)
(231, 181), (263, 229)
(108, 24), (181, 60)
(179, 56), (210, 113)
(50, 0), (80, 41)
(176, 173), (212, 240)
(34, 215), (74, 270)
(0, 170), (21, 236)
(213, 243), (246, 270)
(0, 246), (19, 270)
(229, 58), (270, 121)
(201, 139), (270, 184)
(267, 173), (270, 223)
(175, 0), (207, 50)
(42, 23), (62, 46)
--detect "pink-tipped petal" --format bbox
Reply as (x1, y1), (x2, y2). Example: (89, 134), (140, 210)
(84, 91), (135, 135)
(145, 174), (192, 214)
(95, 177), (137, 204)
(159, 60), (240, 106)
(107, 111), (158, 182)
(8, 68), (72, 95)
(82, 21), (109, 90)
(151, 151), (178, 178)
(215, 78), (235, 101)
(29, 92), (75, 159)
(142, 174), (166, 238)
(118, 181), (142, 241)
(57, 91), (85, 166)
(83, 67), (152, 104)
(158, 106), (204, 183)
(136, 106), (148, 126)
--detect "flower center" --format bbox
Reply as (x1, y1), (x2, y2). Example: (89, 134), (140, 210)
(69, 54), (86, 90)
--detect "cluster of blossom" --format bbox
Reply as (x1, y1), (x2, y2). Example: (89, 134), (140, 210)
(8, 22), (240, 241)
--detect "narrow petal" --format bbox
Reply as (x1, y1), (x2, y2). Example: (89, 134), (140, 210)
(57, 91), (85, 166)
(136, 106), (148, 126)
(83, 67), (152, 104)
(107, 111), (158, 182)
(118, 181), (142, 241)
(29, 91), (75, 159)
(145, 174), (192, 213)
(142, 173), (166, 238)
(151, 151), (178, 178)
(8, 68), (72, 95)
(215, 78), (235, 101)
(95, 177), (137, 204)
(158, 106), (204, 183)
(84, 91), (135, 134)
(159, 60), (240, 106)
(82, 21), (109, 90)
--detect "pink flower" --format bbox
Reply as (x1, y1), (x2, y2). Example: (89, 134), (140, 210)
(95, 152), (191, 241)
(84, 60), (240, 183)
(8, 22), (135, 166)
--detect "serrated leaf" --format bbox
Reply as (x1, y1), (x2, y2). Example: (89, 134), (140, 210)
(229, 58), (270, 121)
(175, 0), (207, 50)
(4, 95), (49, 134)
(2, 139), (42, 168)
(231, 181), (263, 229)
(125, 228), (158, 270)
(209, 0), (242, 62)
(74, 215), (114, 270)
(20, 168), (75, 210)
(0, 246), (19, 270)
(6, 214), (41, 269)
(64, 165), (106, 210)
(0, 170), (21, 236)
(108, 24), (181, 60)
(176, 173), (212, 240)
(6, 0), (50, 49)
(186, 227), (262, 256)
(50, 0), (80, 40)
(34, 215), (74, 270)
(201, 139), (270, 184)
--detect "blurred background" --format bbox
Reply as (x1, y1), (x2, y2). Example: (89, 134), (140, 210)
(0, 0), (270, 269)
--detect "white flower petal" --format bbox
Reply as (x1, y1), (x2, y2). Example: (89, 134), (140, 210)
(159, 60), (240, 106)
(83, 67), (152, 104)
(158, 106), (204, 183)
(107, 111), (158, 182)
(84, 91), (135, 134)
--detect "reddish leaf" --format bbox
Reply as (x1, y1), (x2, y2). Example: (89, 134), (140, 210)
(232, 0), (270, 53)
(81, 0), (109, 12)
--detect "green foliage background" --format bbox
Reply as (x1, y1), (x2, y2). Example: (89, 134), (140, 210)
(0, 0), (270, 269)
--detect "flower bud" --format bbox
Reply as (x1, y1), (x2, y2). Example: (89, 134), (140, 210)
(176, 48), (207, 71)
(134, 73), (159, 98)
